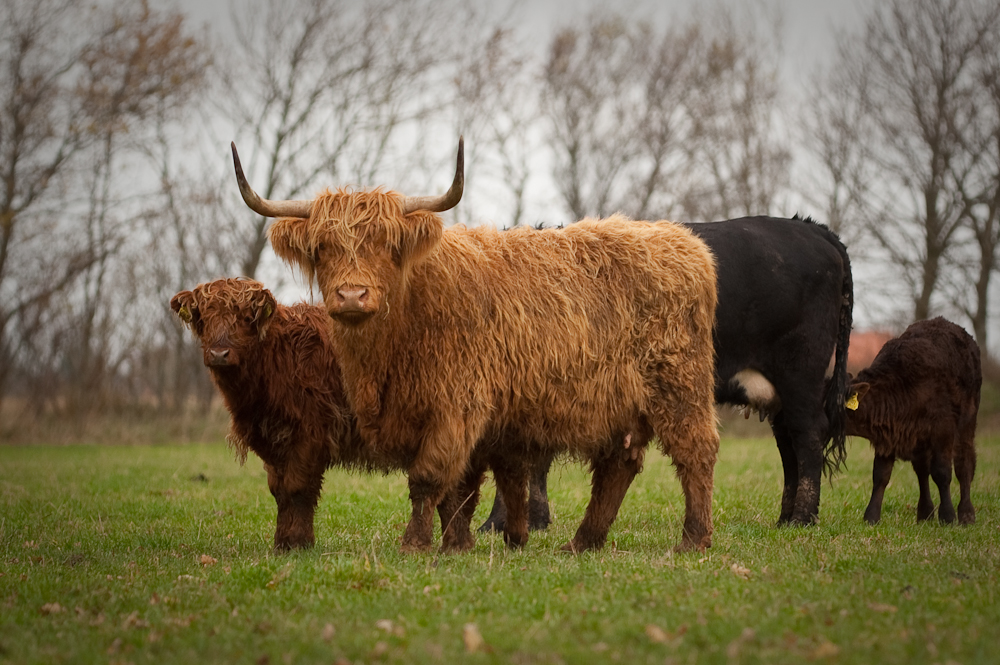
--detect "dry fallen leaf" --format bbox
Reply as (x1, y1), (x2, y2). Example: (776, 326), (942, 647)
(868, 602), (897, 613)
(645, 624), (668, 643)
(813, 641), (840, 658)
(463, 623), (484, 653)
(322, 623), (336, 642)
(731, 564), (752, 579)
(266, 564), (292, 588)
(40, 602), (63, 615)
(199, 554), (217, 566)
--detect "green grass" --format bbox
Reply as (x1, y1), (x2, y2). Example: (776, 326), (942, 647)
(1, 436), (998, 664)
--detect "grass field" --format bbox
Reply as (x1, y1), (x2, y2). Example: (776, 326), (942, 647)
(1, 435), (998, 664)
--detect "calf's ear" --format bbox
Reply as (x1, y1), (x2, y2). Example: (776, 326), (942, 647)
(170, 291), (199, 327)
(846, 382), (870, 410)
(255, 290), (278, 339)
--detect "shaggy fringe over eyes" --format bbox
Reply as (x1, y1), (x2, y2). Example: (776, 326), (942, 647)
(190, 278), (273, 340)
(272, 188), (438, 283)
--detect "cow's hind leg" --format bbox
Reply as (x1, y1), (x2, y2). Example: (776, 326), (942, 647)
(652, 404), (719, 552)
(777, 408), (826, 525)
(863, 453), (894, 525)
(527, 452), (554, 531)
(478, 490), (507, 534)
(771, 413), (799, 525)
(490, 456), (531, 549)
(930, 446), (957, 524)
(912, 452), (935, 522)
(564, 443), (646, 554)
(954, 423), (977, 525)
(478, 451), (554, 534)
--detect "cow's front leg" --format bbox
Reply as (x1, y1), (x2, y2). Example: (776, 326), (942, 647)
(438, 462), (485, 553)
(266, 462), (324, 551)
(401, 423), (474, 553)
(401, 476), (445, 553)
(863, 453), (894, 524)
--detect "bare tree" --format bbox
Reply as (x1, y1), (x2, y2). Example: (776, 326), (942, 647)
(541, 8), (789, 225)
(0, 0), (100, 408)
(55, 0), (210, 415)
(952, 23), (1000, 349)
(800, 47), (880, 241)
(218, 0), (463, 281)
(450, 6), (539, 229)
(679, 6), (791, 222)
(832, 0), (1000, 325)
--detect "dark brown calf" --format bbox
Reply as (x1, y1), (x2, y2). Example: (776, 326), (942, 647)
(171, 278), (369, 550)
(845, 317), (980, 525)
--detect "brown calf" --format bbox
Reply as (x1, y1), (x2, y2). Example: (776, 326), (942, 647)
(845, 317), (980, 524)
(171, 278), (369, 550)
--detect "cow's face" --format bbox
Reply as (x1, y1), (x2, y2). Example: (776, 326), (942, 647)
(269, 192), (442, 327)
(170, 278), (276, 368)
(231, 138), (462, 328)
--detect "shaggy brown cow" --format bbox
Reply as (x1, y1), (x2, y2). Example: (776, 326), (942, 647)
(845, 317), (980, 525)
(171, 278), (368, 550)
(231, 138), (720, 554)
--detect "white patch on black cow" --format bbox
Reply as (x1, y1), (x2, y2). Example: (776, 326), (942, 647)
(731, 369), (781, 421)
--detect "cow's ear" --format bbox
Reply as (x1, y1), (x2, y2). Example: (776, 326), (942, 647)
(399, 211), (443, 268)
(255, 289), (277, 339)
(846, 382), (870, 410)
(269, 217), (315, 279)
(170, 291), (199, 327)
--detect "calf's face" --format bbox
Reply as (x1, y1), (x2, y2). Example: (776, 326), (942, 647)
(170, 279), (277, 368)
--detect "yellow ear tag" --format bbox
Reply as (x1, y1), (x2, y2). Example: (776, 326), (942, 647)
(178, 306), (192, 323)
(845, 393), (859, 411)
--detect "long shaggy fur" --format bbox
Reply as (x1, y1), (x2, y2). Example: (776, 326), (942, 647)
(846, 317), (980, 524)
(269, 189), (720, 553)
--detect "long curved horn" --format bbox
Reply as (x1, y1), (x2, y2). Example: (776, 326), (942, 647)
(231, 142), (312, 218)
(401, 137), (464, 215)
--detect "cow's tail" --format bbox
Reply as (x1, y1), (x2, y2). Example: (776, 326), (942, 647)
(822, 228), (853, 478)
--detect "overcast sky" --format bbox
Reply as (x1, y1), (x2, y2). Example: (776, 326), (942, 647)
(178, 0), (869, 85)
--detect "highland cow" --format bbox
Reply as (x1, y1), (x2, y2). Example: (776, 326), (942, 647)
(845, 317), (980, 525)
(231, 138), (720, 554)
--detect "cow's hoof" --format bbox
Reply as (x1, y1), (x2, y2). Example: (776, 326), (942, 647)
(674, 535), (710, 553)
(439, 539), (475, 555)
(399, 541), (434, 554)
(503, 532), (527, 550)
(477, 518), (505, 534)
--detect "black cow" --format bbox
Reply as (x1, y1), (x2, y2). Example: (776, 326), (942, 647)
(481, 215), (853, 529)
